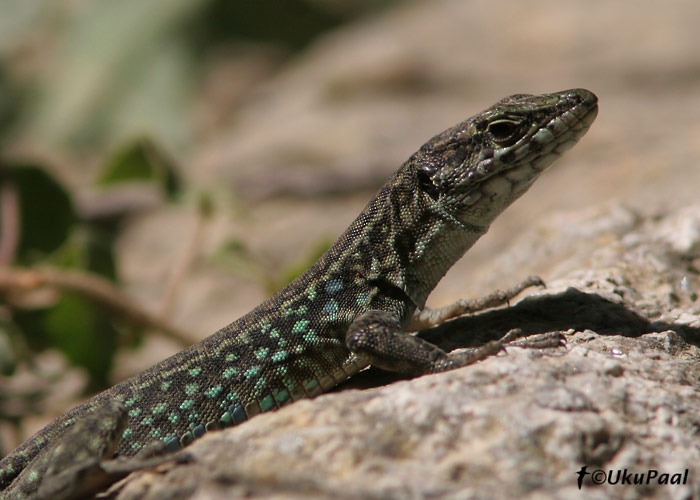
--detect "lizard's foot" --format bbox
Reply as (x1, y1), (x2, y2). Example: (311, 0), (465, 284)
(502, 330), (566, 349)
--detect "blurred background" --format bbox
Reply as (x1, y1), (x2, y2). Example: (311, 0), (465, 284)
(1, 0), (699, 452)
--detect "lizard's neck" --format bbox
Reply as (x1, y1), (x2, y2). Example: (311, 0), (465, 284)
(318, 165), (488, 310)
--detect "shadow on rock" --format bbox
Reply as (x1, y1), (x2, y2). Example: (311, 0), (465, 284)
(340, 287), (700, 391)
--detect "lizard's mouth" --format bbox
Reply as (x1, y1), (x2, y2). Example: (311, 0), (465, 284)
(526, 88), (598, 173)
(476, 89), (598, 184)
(452, 89), (597, 223)
(486, 89), (598, 193)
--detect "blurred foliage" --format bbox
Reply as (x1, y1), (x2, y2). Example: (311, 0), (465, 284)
(0, 323), (15, 376)
(276, 237), (333, 293)
(0, 143), (328, 391)
(99, 138), (181, 199)
(12, 295), (119, 390)
(213, 234), (332, 296)
(0, 0), (397, 157)
(0, 65), (24, 147)
(3, 164), (76, 264)
(0, 143), (181, 391)
(190, 0), (346, 51)
(0, 0), (397, 419)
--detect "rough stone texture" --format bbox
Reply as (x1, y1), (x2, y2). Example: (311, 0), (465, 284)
(107, 204), (700, 499)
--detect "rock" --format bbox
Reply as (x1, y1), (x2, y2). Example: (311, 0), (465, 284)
(110, 204), (700, 499)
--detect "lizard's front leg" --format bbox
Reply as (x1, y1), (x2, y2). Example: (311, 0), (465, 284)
(346, 310), (563, 377)
(409, 276), (545, 331)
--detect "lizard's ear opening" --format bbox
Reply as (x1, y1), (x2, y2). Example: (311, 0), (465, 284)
(416, 167), (439, 200)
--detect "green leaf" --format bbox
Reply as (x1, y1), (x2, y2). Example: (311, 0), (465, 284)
(1, 163), (76, 264)
(51, 227), (118, 281)
(12, 292), (120, 391)
(0, 323), (17, 376)
(42, 294), (118, 390)
(99, 138), (181, 198)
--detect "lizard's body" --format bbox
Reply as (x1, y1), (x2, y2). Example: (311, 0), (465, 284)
(0, 89), (597, 499)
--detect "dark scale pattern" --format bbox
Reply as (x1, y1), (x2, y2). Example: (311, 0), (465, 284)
(0, 89), (598, 497)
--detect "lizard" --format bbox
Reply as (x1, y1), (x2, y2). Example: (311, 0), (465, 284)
(0, 88), (598, 499)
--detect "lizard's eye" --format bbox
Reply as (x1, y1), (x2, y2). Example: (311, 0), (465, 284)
(487, 119), (520, 144)
(417, 167), (439, 200)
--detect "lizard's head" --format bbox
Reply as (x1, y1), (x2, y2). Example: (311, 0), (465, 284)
(410, 88), (598, 230)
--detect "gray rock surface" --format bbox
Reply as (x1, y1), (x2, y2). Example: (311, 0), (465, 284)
(108, 204), (700, 499)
